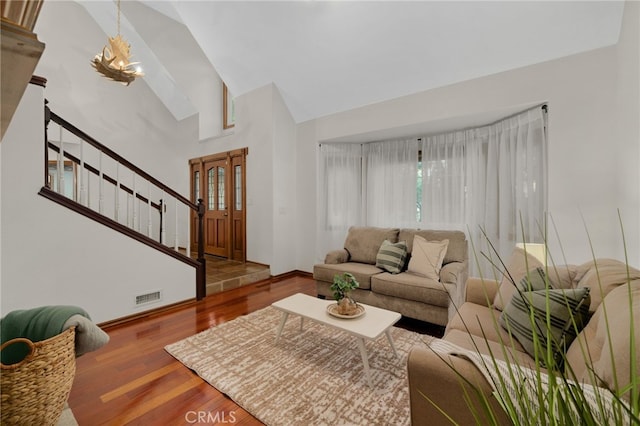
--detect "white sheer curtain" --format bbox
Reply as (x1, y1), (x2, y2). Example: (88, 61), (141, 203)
(316, 143), (364, 261)
(421, 106), (547, 274)
(477, 107), (547, 262)
(364, 139), (420, 227)
(421, 131), (467, 230)
(316, 106), (547, 273)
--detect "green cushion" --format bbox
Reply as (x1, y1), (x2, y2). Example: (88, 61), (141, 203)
(1, 305), (90, 364)
(375, 240), (407, 274)
(499, 269), (591, 369)
(520, 267), (549, 291)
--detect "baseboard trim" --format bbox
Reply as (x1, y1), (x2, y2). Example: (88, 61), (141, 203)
(98, 298), (196, 330)
(99, 270), (312, 330)
(271, 270), (312, 282)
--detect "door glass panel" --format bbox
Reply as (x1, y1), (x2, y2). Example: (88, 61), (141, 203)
(235, 165), (242, 211)
(194, 170), (200, 201)
(207, 168), (215, 210)
(217, 167), (225, 210)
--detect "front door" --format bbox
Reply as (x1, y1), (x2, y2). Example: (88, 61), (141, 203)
(190, 149), (246, 260)
(204, 158), (228, 257)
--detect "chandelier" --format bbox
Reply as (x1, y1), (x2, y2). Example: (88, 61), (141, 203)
(91, 0), (143, 85)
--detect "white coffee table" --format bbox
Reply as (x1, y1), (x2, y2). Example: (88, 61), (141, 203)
(271, 293), (401, 387)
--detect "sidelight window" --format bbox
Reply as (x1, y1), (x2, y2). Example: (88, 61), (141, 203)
(234, 165), (242, 211)
(194, 170), (200, 202)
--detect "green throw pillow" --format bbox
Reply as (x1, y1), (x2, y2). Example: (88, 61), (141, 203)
(499, 270), (591, 369)
(375, 240), (407, 274)
(520, 267), (549, 291)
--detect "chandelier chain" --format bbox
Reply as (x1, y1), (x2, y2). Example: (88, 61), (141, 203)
(117, 0), (121, 36)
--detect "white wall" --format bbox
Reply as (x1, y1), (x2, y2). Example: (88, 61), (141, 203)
(121, 0), (224, 141)
(1, 1), (294, 323)
(1, 84), (195, 323)
(240, 86), (275, 268)
(33, 1), (201, 249)
(296, 1), (640, 270)
(185, 83), (298, 275)
(615, 1), (640, 267)
(271, 86), (298, 275)
(296, 120), (319, 272)
(0, 132), (3, 294)
(4, 1), (637, 324)
(186, 84), (275, 268)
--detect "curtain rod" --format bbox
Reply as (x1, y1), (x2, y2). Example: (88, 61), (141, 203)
(320, 104), (548, 145)
(417, 103), (548, 141)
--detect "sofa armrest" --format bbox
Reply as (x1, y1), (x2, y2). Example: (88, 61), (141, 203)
(443, 261), (469, 322)
(440, 262), (465, 284)
(324, 249), (349, 264)
(465, 277), (500, 307)
(407, 346), (510, 426)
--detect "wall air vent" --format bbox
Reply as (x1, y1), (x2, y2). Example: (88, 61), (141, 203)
(135, 290), (162, 306)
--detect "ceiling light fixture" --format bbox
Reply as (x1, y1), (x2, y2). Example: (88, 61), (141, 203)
(91, 0), (143, 86)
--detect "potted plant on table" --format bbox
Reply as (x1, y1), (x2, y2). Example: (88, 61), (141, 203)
(331, 272), (360, 316)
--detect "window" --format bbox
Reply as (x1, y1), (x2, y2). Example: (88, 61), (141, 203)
(234, 165), (242, 211)
(223, 83), (235, 129)
(317, 105), (547, 274)
(194, 170), (200, 201)
(48, 161), (76, 199)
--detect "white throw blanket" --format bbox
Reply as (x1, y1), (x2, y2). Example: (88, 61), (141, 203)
(428, 339), (633, 425)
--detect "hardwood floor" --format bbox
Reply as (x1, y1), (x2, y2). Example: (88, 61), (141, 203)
(69, 276), (313, 425)
(68, 275), (442, 425)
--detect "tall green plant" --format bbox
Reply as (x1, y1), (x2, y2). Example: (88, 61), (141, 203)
(422, 212), (639, 425)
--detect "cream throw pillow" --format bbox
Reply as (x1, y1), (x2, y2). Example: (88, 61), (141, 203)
(407, 236), (449, 280)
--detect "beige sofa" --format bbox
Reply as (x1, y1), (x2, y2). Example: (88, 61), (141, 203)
(407, 249), (640, 425)
(313, 226), (468, 326)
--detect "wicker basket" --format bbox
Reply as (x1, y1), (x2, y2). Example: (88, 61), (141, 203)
(1, 327), (76, 426)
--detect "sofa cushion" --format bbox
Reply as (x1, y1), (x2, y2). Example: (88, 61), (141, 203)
(407, 236), (449, 280)
(313, 262), (382, 290)
(344, 227), (399, 265)
(375, 240), (408, 274)
(546, 264), (579, 289)
(493, 247), (544, 311)
(499, 285), (591, 369)
(371, 272), (451, 307)
(575, 259), (640, 313)
(565, 280), (639, 403)
(445, 302), (527, 355)
(400, 229), (467, 264)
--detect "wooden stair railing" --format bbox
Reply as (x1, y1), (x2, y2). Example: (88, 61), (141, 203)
(39, 101), (206, 300)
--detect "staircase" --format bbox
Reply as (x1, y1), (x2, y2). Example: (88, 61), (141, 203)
(41, 102), (207, 300)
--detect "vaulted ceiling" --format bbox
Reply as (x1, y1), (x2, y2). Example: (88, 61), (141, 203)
(82, 1), (626, 124)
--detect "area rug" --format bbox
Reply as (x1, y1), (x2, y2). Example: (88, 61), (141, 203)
(165, 306), (433, 426)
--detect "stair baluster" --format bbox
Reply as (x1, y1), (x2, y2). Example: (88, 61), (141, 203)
(40, 104), (206, 300)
